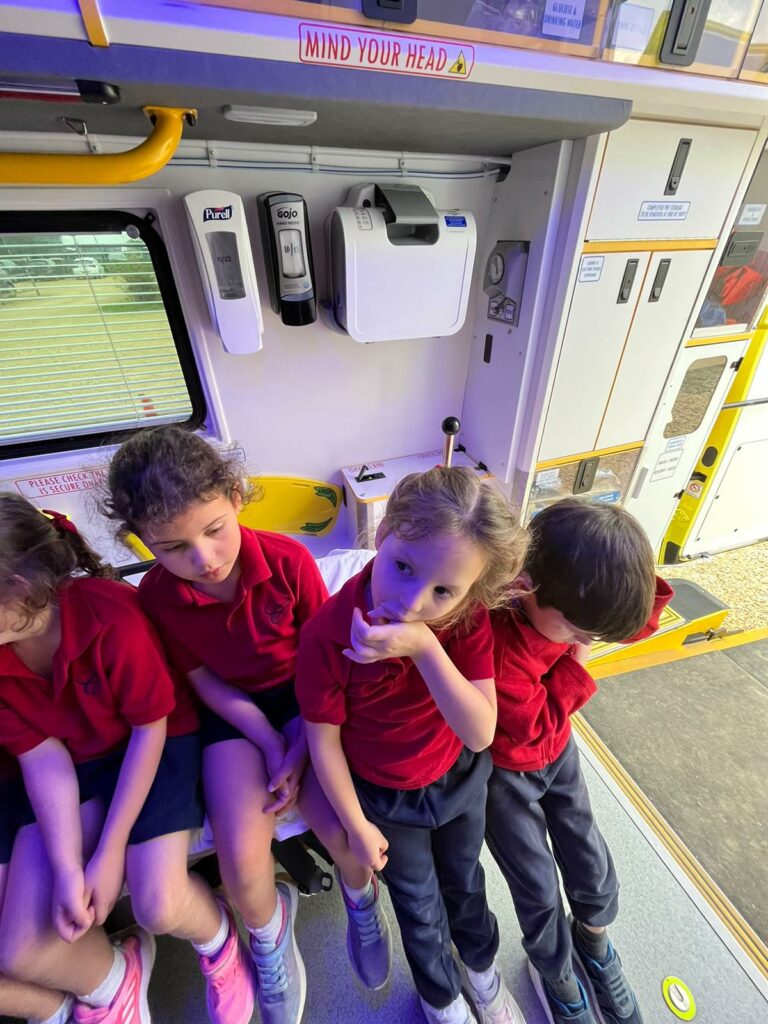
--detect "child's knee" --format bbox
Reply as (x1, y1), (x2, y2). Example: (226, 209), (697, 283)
(129, 877), (189, 935)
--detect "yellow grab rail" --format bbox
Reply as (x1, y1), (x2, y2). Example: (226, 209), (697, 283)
(0, 106), (197, 185)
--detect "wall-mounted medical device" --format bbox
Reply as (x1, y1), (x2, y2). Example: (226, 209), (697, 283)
(483, 240), (529, 327)
(258, 192), (317, 326)
(329, 183), (476, 343)
(183, 190), (263, 354)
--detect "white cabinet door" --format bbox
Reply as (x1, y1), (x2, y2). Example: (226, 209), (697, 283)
(539, 251), (650, 462)
(597, 249), (713, 450)
(623, 341), (746, 555)
(587, 121), (756, 242)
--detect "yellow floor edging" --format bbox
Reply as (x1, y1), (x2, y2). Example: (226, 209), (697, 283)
(573, 714), (768, 979)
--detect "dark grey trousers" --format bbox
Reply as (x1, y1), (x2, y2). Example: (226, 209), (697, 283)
(485, 735), (619, 983)
(354, 747), (499, 1008)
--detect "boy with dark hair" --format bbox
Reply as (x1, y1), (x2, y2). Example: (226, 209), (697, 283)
(486, 499), (672, 1024)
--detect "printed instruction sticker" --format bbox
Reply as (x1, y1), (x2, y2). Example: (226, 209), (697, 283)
(542, 0), (586, 40)
(638, 201), (690, 222)
(299, 23), (474, 79)
(738, 203), (767, 227)
(611, 2), (654, 51)
(579, 255), (604, 282)
(665, 435), (686, 452)
(534, 469), (561, 490)
(650, 448), (683, 482)
(15, 468), (106, 499)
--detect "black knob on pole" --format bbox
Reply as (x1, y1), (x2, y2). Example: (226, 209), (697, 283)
(441, 416), (461, 467)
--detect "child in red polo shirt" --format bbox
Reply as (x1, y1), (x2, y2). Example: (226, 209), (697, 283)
(486, 500), (673, 1024)
(0, 493), (251, 1024)
(103, 425), (392, 1024)
(0, 745), (83, 1024)
(296, 467), (529, 1024)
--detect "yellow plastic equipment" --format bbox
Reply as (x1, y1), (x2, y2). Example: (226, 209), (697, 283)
(122, 475), (342, 563)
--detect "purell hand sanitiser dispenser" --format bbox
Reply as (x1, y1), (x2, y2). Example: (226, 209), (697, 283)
(184, 190), (263, 354)
(258, 192), (317, 326)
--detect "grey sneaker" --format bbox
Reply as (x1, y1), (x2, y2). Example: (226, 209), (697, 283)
(420, 993), (477, 1023)
(464, 962), (527, 1024)
(528, 960), (598, 1024)
(335, 867), (392, 990)
(570, 921), (643, 1024)
(250, 881), (307, 1024)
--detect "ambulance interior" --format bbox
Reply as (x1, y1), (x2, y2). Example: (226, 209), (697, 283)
(0, 1), (766, 1021)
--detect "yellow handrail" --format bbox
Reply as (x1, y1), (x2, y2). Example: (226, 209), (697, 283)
(0, 106), (197, 185)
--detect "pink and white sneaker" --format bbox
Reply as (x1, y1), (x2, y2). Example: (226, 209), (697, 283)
(198, 899), (256, 1024)
(74, 931), (156, 1024)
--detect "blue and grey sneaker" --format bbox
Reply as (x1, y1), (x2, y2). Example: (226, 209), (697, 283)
(570, 921), (643, 1024)
(335, 866), (392, 990)
(528, 960), (597, 1024)
(250, 881), (307, 1024)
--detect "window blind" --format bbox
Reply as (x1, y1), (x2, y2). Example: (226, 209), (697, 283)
(0, 231), (194, 447)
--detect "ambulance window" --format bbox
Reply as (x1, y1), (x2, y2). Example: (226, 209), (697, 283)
(663, 356), (728, 438)
(0, 211), (205, 459)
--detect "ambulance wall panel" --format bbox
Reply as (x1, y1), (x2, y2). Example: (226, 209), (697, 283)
(688, 433), (768, 553)
(538, 251), (650, 461)
(0, 158), (498, 553)
(597, 249), (714, 450)
(587, 121), (756, 242)
(461, 140), (577, 483)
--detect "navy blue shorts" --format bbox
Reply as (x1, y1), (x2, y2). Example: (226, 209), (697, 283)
(77, 733), (205, 846)
(0, 775), (33, 865)
(200, 680), (300, 747)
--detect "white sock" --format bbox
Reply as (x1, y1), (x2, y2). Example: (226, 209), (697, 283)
(79, 947), (126, 1008)
(192, 902), (229, 959)
(420, 993), (470, 1023)
(340, 875), (374, 907)
(248, 895), (283, 949)
(467, 961), (500, 1000)
(32, 994), (74, 1024)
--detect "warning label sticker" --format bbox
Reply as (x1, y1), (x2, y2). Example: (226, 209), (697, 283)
(15, 468), (106, 499)
(298, 23), (474, 80)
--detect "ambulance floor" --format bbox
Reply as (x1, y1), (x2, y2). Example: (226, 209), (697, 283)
(582, 639), (768, 946)
(142, 739), (767, 1024)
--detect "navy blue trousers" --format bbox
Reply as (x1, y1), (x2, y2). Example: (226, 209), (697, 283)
(354, 747), (499, 1008)
(485, 735), (619, 983)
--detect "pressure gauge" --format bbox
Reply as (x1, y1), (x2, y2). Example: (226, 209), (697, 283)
(488, 251), (505, 285)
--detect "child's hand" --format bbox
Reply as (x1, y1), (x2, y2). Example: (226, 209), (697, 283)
(348, 820), (389, 872)
(84, 844), (126, 926)
(52, 866), (95, 943)
(571, 640), (592, 666)
(261, 732), (288, 813)
(344, 606), (433, 663)
(264, 738), (308, 815)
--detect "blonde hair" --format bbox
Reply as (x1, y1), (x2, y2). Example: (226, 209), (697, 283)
(380, 467), (527, 629)
(0, 493), (117, 629)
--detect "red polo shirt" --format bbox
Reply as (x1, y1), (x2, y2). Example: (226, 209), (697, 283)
(139, 527), (328, 693)
(296, 560), (495, 790)
(0, 577), (179, 764)
(490, 577), (674, 772)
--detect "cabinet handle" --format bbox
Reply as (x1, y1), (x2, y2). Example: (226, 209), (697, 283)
(648, 259), (671, 302)
(617, 259), (639, 304)
(665, 138), (692, 194)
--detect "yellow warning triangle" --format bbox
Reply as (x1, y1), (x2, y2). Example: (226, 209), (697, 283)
(448, 51), (467, 75)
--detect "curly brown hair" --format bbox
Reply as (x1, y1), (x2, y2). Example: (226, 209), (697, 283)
(0, 493), (117, 629)
(380, 467), (527, 629)
(100, 426), (255, 538)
